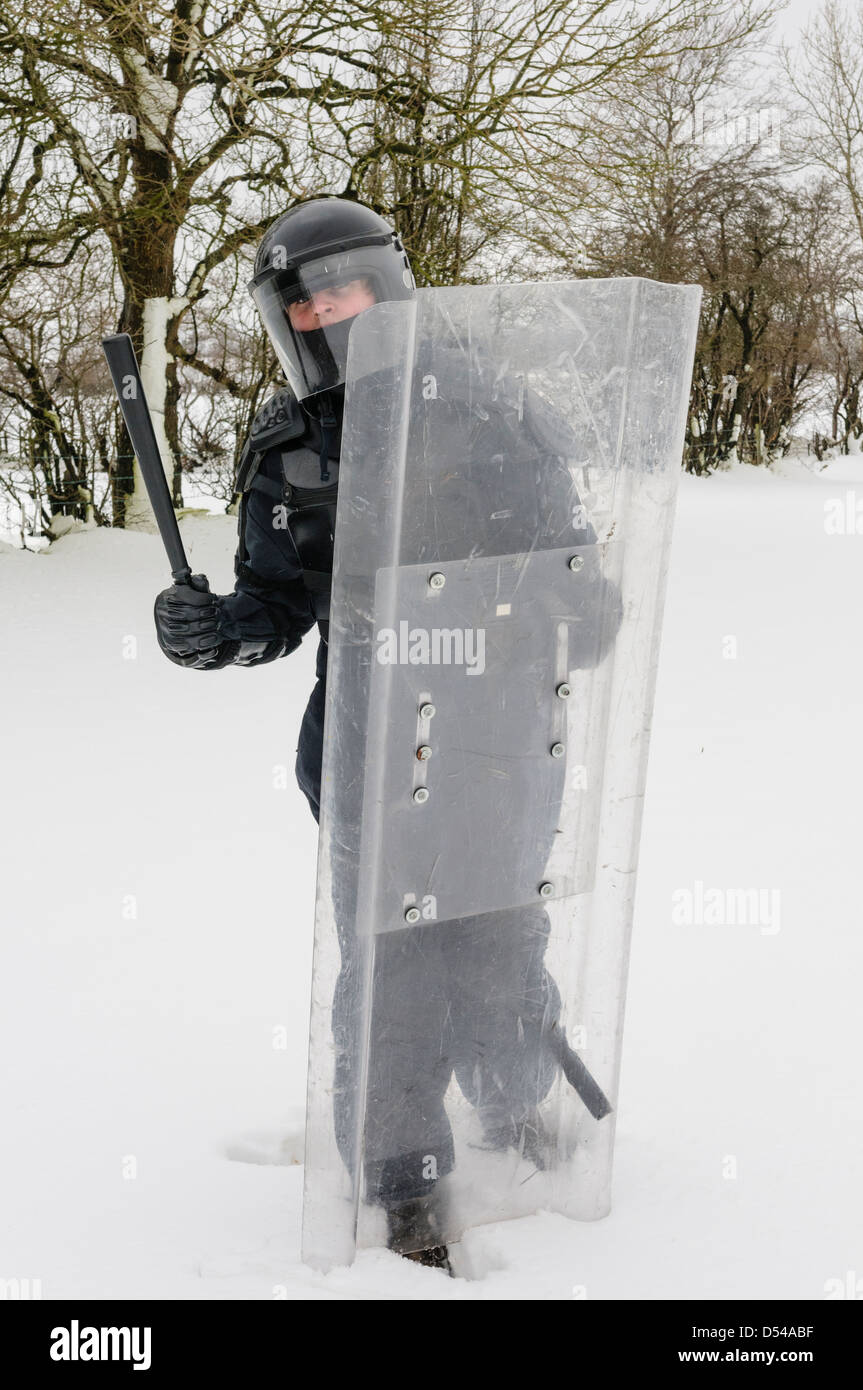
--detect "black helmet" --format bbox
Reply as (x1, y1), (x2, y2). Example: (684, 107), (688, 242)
(249, 197), (415, 400)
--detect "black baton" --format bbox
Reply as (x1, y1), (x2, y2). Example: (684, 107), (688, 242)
(102, 333), (192, 585)
(547, 1024), (613, 1121)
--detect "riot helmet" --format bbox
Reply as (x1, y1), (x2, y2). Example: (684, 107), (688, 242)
(249, 198), (415, 400)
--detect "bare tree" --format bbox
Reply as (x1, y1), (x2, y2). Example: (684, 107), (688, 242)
(0, 0), (780, 528)
(809, 277), (863, 458)
(0, 244), (117, 530)
(784, 1), (863, 247)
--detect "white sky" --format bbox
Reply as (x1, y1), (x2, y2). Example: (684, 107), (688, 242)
(771, 0), (820, 43)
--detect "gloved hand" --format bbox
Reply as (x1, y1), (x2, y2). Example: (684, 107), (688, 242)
(154, 574), (239, 669)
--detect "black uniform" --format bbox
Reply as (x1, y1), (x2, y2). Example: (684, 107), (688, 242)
(219, 390), (341, 822)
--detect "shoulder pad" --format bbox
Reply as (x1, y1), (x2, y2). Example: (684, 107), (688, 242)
(522, 386), (579, 459)
(249, 387), (305, 451)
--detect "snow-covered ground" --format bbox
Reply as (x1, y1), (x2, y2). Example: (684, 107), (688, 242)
(1, 461), (861, 1300)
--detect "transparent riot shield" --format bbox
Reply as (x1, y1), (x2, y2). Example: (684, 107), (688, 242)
(302, 278), (702, 1269)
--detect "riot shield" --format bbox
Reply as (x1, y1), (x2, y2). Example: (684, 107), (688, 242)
(302, 278), (701, 1269)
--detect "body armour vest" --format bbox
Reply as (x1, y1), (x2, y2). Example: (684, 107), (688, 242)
(234, 387), (341, 621)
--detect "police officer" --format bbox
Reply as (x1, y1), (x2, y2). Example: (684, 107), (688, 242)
(155, 197), (616, 1268)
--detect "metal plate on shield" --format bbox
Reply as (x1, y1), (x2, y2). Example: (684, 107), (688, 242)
(358, 542), (621, 932)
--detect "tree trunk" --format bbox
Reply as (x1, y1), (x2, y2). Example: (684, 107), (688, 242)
(112, 147), (186, 528)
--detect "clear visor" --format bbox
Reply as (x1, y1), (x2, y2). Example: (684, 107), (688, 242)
(251, 247), (402, 399)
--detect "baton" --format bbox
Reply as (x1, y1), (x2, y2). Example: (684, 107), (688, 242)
(102, 333), (192, 585)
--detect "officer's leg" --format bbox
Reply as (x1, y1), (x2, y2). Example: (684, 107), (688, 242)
(361, 923), (455, 1210)
(449, 905), (561, 1149)
(447, 736), (567, 1156)
(330, 897), (456, 1232)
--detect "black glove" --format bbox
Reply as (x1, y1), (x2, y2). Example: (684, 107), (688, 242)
(154, 574), (239, 670)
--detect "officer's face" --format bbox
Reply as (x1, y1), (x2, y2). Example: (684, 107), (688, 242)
(287, 279), (376, 332)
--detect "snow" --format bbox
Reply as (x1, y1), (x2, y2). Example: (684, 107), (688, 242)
(123, 296), (191, 533)
(1, 464), (861, 1299)
(128, 54), (177, 154)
